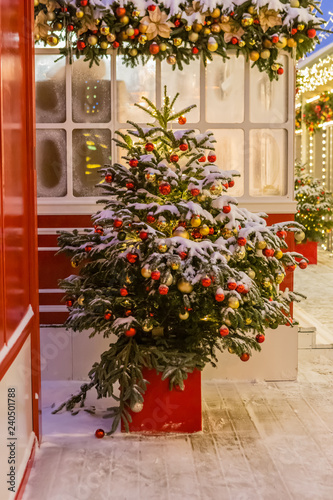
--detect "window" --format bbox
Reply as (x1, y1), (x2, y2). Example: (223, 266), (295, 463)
(35, 49), (295, 214)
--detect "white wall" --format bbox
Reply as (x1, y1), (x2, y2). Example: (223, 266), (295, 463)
(0, 336), (34, 500)
(41, 325), (297, 382)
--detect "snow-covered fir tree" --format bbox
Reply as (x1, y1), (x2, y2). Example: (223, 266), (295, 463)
(295, 164), (333, 243)
(55, 89), (306, 434)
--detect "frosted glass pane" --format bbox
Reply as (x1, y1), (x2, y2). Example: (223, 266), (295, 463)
(116, 56), (155, 123)
(206, 55), (244, 123)
(36, 129), (67, 197)
(210, 129), (244, 196)
(72, 57), (111, 123)
(73, 129), (111, 197)
(161, 60), (200, 122)
(35, 54), (66, 123)
(249, 130), (287, 196)
(250, 56), (288, 123)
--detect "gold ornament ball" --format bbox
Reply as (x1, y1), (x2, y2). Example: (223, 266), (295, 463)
(298, 38), (304, 44)
(158, 219), (168, 229)
(164, 274), (173, 286)
(199, 224), (210, 236)
(263, 39), (273, 49)
(238, 41), (246, 48)
(177, 279), (193, 294)
(247, 269), (256, 279)
(141, 266), (152, 278)
(290, 0), (300, 7)
(256, 240), (267, 250)
(241, 15), (254, 27)
(275, 250), (283, 259)
(228, 297), (240, 309)
(34, 33), (41, 41)
(139, 23), (148, 33)
(167, 55), (177, 65)
(145, 173), (156, 182)
(193, 23), (203, 33)
(203, 28), (211, 35)
(211, 8), (221, 18)
(249, 38), (256, 46)
(260, 50), (271, 60)
(120, 32), (128, 41)
(211, 24), (221, 34)
(107, 33), (116, 42)
(76, 10), (84, 19)
(295, 231), (305, 242)
(271, 63), (280, 71)
(245, 318), (252, 325)
(185, 25), (192, 31)
(158, 243), (168, 253)
(179, 311), (189, 320)
(142, 319), (153, 332)
(170, 260), (180, 270)
(54, 22), (63, 30)
(34, 0), (39, 6)
(263, 279), (271, 288)
(173, 38), (182, 47)
(191, 216), (201, 227)
(131, 402), (144, 413)
(248, 6), (255, 15)
(275, 272), (285, 284)
(228, 347), (235, 354)
(129, 48), (138, 57)
(287, 38), (297, 48)
(220, 15), (229, 23)
(188, 32), (199, 42)
(298, 24), (305, 31)
(126, 26), (135, 37)
(100, 41), (109, 49)
(88, 35), (98, 46)
(276, 36), (287, 49)
(173, 226), (190, 239)
(235, 246), (246, 260)
(47, 35), (59, 46)
(207, 38), (218, 52)
(159, 42), (167, 51)
(138, 34), (148, 44)
(120, 15), (129, 25)
(77, 296), (85, 306)
(132, 10), (140, 17)
(210, 184), (222, 195)
(71, 258), (79, 268)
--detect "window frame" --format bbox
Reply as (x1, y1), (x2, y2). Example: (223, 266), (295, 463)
(35, 48), (296, 215)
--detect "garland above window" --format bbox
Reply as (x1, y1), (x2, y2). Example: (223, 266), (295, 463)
(34, 0), (324, 80)
(296, 92), (333, 133)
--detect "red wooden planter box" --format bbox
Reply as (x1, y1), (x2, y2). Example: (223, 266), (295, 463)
(295, 241), (318, 265)
(121, 368), (202, 433)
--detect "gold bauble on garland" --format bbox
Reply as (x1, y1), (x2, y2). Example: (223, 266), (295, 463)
(177, 279), (193, 294)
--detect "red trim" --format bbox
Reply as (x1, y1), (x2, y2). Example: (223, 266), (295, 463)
(0, 317), (33, 381)
(38, 214), (92, 228)
(15, 437), (37, 500)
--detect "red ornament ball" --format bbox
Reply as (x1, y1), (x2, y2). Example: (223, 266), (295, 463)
(209, 227), (214, 235)
(201, 277), (212, 287)
(174, 19), (181, 27)
(208, 154), (216, 163)
(215, 292), (225, 302)
(178, 116), (187, 125)
(272, 35), (279, 44)
(236, 284), (245, 293)
(85, 245), (92, 252)
(77, 40), (86, 50)
(134, 29), (139, 36)
(198, 156), (206, 163)
(219, 326), (229, 337)
(116, 7), (126, 16)
(129, 159), (138, 168)
(104, 311), (112, 320)
(125, 327), (136, 337)
(276, 230), (287, 239)
(291, 28), (297, 36)
(192, 47), (199, 55)
(105, 174), (113, 183)
(237, 237), (247, 246)
(256, 334), (265, 344)
(170, 154), (179, 163)
(277, 68), (284, 75)
(95, 429), (105, 439)
(149, 42), (160, 55)
(159, 285), (169, 295)
(307, 28), (316, 39)
(66, 299), (74, 307)
(81, 0), (88, 6)
(126, 252), (138, 264)
(126, 182), (135, 190)
(125, 309), (132, 317)
(263, 248), (275, 258)
(179, 143), (188, 151)
(67, 24), (74, 32)
(139, 231), (148, 240)
(120, 288), (128, 296)
(147, 214), (156, 223)
(240, 353), (250, 362)
(147, 4), (156, 11)
(113, 219), (123, 228)
(113, 41), (120, 49)
(299, 260), (308, 269)
(227, 281), (237, 290)
(159, 183), (171, 195)
(151, 270), (161, 280)
(192, 229), (201, 239)
(94, 226), (104, 235)
(145, 142), (154, 152)
(286, 264), (296, 272)
(231, 37), (238, 45)
(190, 188), (200, 197)
(178, 221), (187, 227)
(179, 251), (188, 260)
(228, 180), (235, 188)
(223, 205), (231, 214)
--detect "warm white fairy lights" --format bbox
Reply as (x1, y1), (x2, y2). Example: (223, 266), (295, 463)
(322, 129), (327, 186)
(309, 135), (314, 174)
(298, 55), (333, 95)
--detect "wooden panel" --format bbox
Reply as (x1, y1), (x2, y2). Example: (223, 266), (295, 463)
(38, 214), (92, 228)
(39, 251), (78, 289)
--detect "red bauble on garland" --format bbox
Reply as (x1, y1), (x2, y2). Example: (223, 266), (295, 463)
(104, 311), (112, 320)
(113, 219), (123, 228)
(145, 142), (154, 151)
(125, 328), (136, 337)
(147, 5), (156, 11)
(126, 181), (135, 190)
(263, 248), (275, 258)
(77, 40), (86, 50)
(120, 288), (128, 296)
(228, 180), (234, 188)
(179, 143), (188, 151)
(94, 226), (104, 235)
(85, 245), (92, 252)
(227, 280), (237, 290)
(170, 154), (179, 163)
(158, 285), (169, 295)
(151, 270), (161, 280)
(236, 284), (245, 293)
(66, 299), (74, 307)
(222, 205), (231, 214)
(256, 334), (265, 344)
(240, 353), (250, 362)
(219, 326), (229, 337)
(192, 47), (199, 55)
(105, 174), (113, 183)
(237, 237), (246, 246)
(129, 159), (138, 168)
(198, 156), (206, 163)
(299, 260), (308, 269)
(208, 154), (216, 163)
(215, 292), (225, 302)
(179, 251), (188, 260)
(149, 42), (160, 55)
(139, 230), (149, 240)
(201, 277), (211, 287)
(147, 214), (156, 223)
(276, 230), (287, 239)
(277, 68), (284, 75)
(286, 264), (296, 272)
(126, 252), (138, 264)
(159, 182), (171, 195)
(307, 28), (316, 38)
(178, 116), (186, 125)
(190, 188), (200, 197)
(95, 429), (105, 439)
(113, 41), (120, 49)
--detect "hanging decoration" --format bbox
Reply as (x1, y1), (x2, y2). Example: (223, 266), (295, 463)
(296, 92), (333, 134)
(34, 0), (324, 80)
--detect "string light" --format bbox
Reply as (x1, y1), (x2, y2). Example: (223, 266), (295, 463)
(298, 54), (333, 96)
(322, 129), (327, 186)
(309, 135), (313, 174)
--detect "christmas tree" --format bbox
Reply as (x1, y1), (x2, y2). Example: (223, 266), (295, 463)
(55, 89), (306, 434)
(295, 164), (333, 243)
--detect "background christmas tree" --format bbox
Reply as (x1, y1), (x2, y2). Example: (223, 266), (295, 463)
(55, 89), (306, 434)
(295, 163), (333, 243)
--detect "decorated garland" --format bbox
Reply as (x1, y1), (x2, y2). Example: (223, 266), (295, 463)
(296, 91), (333, 134)
(34, 0), (324, 80)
